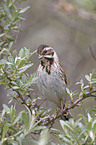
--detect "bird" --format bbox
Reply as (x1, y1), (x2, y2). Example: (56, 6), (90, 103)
(37, 44), (68, 110)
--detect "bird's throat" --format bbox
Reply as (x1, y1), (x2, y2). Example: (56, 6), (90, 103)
(41, 58), (54, 75)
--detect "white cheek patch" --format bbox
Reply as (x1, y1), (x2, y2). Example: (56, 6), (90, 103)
(44, 55), (53, 58)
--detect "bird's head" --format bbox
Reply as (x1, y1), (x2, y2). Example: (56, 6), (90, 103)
(37, 44), (58, 63)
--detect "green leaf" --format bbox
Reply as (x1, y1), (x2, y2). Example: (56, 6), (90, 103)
(87, 113), (92, 122)
(15, 57), (21, 65)
(5, 21), (10, 29)
(83, 85), (90, 90)
(9, 41), (13, 48)
(79, 114), (87, 125)
(59, 134), (71, 143)
(8, 56), (14, 64)
(85, 74), (90, 81)
(2, 124), (9, 141)
(18, 47), (30, 58)
(13, 18), (21, 25)
(11, 107), (16, 119)
(3, 104), (10, 113)
(18, 16), (25, 20)
(0, 33), (4, 37)
(6, 34), (14, 41)
(87, 122), (92, 130)
(12, 86), (20, 90)
(0, 42), (5, 47)
(1, 109), (6, 118)
(60, 120), (74, 132)
(22, 112), (29, 131)
(25, 106), (32, 125)
(77, 121), (85, 130)
(8, 0), (15, 7)
(92, 120), (96, 134)
(0, 59), (6, 68)
(18, 6), (30, 14)
(1, 74), (6, 83)
(11, 81), (17, 85)
(18, 63), (33, 74)
(22, 74), (27, 83)
(17, 133), (24, 145)
(3, 2), (13, 20)
(13, 112), (22, 125)
(38, 128), (49, 145)
(0, 48), (9, 55)
(89, 131), (94, 141)
(78, 129), (87, 139)
(66, 88), (71, 95)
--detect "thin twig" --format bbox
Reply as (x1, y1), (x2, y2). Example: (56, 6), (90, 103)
(89, 46), (96, 61)
(2, 69), (32, 112)
(66, 90), (96, 111)
(43, 90), (96, 127)
(37, 99), (47, 108)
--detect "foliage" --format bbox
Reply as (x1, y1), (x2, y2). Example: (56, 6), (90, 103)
(51, 106), (96, 145)
(56, 0), (96, 20)
(58, 106), (96, 145)
(0, 0), (30, 49)
(0, 0), (96, 145)
(0, 104), (47, 144)
(0, 0), (49, 144)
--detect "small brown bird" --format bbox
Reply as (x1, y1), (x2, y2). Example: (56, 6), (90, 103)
(37, 44), (67, 109)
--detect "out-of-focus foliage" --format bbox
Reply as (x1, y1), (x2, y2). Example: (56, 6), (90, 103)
(0, 104), (47, 144)
(59, 106), (96, 145)
(51, 106), (96, 145)
(73, 0), (96, 10)
(56, 0), (96, 20)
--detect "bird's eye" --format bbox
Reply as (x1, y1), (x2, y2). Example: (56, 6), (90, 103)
(43, 50), (47, 54)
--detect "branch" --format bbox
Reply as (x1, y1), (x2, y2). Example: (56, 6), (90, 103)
(2, 69), (32, 112)
(66, 90), (96, 111)
(43, 89), (96, 128)
(89, 46), (96, 62)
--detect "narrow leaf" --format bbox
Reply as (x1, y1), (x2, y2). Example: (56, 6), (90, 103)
(60, 120), (74, 132)
(18, 6), (30, 13)
(13, 112), (22, 125)
(12, 86), (20, 90)
(85, 74), (90, 81)
(2, 124), (9, 141)
(17, 133), (24, 145)
(3, 2), (12, 20)
(0, 33), (4, 37)
(38, 128), (49, 145)
(3, 104), (10, 113)
(18, 63), (33, 74)
(22, 112), (29, 131)
(92, 120), (96, 134)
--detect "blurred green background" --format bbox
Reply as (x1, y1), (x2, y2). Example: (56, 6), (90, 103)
(0, 0), (96, 119)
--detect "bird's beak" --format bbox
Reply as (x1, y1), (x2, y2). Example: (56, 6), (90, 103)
(38, 54), (43, 59)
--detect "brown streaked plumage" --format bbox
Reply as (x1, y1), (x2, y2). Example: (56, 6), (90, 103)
(37, 44), (67, 107)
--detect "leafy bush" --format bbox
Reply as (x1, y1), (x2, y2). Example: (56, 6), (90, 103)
(59, 106), (96, 145)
